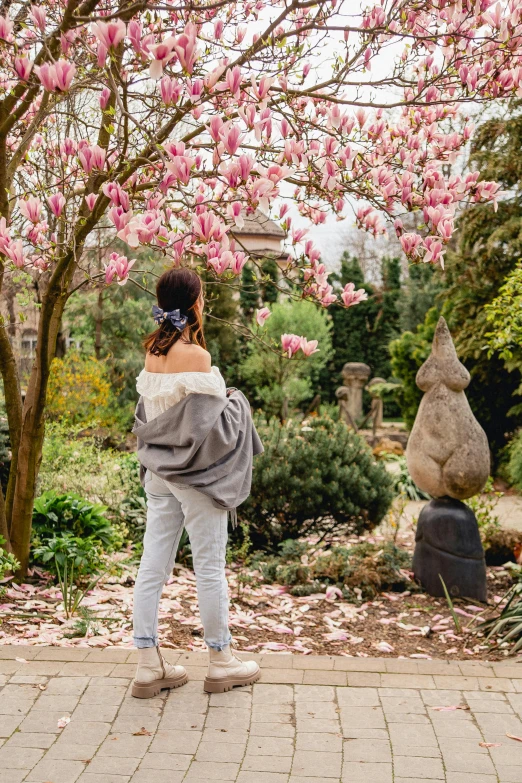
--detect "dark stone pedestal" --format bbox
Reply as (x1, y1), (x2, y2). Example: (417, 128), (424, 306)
(412, 497), (487, 602)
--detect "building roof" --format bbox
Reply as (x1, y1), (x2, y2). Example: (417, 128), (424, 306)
(233, 210), (287, 238)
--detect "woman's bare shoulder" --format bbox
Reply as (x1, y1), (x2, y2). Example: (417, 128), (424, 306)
(164, 342), (212, 373)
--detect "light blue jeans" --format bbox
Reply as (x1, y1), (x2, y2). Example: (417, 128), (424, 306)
(133, 469), (232, 651)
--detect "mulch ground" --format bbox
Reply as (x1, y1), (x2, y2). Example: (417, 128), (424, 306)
(0, 529), (518, 661)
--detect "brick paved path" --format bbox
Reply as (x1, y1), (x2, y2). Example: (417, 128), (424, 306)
(0, 647), (521, 782)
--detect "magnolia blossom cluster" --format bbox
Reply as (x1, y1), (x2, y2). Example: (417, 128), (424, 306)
(281, 333), (319, 358)
(0, 0), (521, 340)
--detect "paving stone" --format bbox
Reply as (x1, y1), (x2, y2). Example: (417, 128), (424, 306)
(201, 728), (250, 745)
(26, 757), (87, 782)
(242, 754), (292, 773)
(333, 657), (384, 672)
(206, 707), (253, 729)
(493, 764), (522, 782)
(46, 742), (99, 761)
(209, 690), (251, 708)
(296, 718), (340, 733)
(98, 732), (153, 757)
(293, 655), (335, 670)
(431, 717), (483, 739)
(347, 672), (382, 687)
(164, 693), (209, 713)
(0, 698), (34, 715)
(433, 675), (480, 690)
(85, 756), (141, 775)
(480, 677), (515, 692)
(237, 774), (290, 783)
(341, 761), (393, 782)
(302, 670), (347, 686)
(77, 776), (131, 783)
(388, 723), (437, 746)
(339, 706), (386, 729)
(59, 662), (115, 677)
(74, 703), (120, 722)
(35, 648), (89, 661)
(344, 738), (392, 762)
(33, 695), (80, 712)
(249, 723), (295, 738)
(0, 713), (23, 736)
(131, 772), (184, 783)
(253, 684), (293, 705)
(380, 673), (436, 689)
(442, 750), (496, 774)
(183, 760), (240, 780)
(149, 729), (201, 754)
(111, 714), (160, 734)
(5, 731), (55, 748)
(394, 755), (445, 779)
(0, 646), (39, 660)
(295, 700), (338, 720)
(139, 752), (193, 770)
(391, 744), (441, 758)
(336, 686), (379, 706)
(343, 728), (389, 740)
(445, 775), (498, 783)
(259, 669), (303, 684)
(80, 686), (127, 705)
(84, 649), (130, 663)
(291, 750), (342, 777)
(0, 770), (27, 783)
(295, 732), (342, 752)
(60, 721), (111, 746)
(196, 741), (245, 762)
(158, 711), (205, 731)
(468, 698), (514, 713)
(0, 744), (44, 768)
(258, 654), (294, 669)
(20, 710), (75, 733)
(380, 696), (426, 714)
(247, 736), (294, 756)
(45, 677), (90, 695)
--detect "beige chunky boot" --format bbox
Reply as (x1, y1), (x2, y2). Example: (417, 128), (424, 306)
(204, 645), (260, 693)
(132, 646), (188, 699)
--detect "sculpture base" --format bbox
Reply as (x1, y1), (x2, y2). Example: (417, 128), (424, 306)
(412, 497), (487, 603)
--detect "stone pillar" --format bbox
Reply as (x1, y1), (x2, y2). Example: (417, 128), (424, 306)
(367, 377), (386, 433)
(406, 317), (490, 602)
(336, 362), (371, 428)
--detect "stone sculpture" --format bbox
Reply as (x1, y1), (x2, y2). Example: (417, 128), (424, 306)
(336, 362), (370, 429)
(406, 317), (490, 602)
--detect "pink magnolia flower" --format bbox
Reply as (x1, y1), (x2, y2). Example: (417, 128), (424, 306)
(149, 37), (176, 80)
(220, 122), (243, 155)
(29, 6), (46, 32)
(341, 282), (368, 307)
(104, 252), (135, 285)
(0, 15), (13, 42)
(35, 61), (76, 93)
(227, 202), (244, 228)
(400, 233), (423, 256)
(174, 23), (198, 74)
(300, 337), (319, 356)
(102, 182), (130, 210)
(19, 196), (42, 223)
(99, 86), (111, 109)
(256, 307), (271, 327)
(60, 138), (77, 158)
(5, 240), (25, 268)
(166, 156), (195, 186)
(160, 76), (182, 106)
(0, 217), (11, 254)
(85, 194), (97, 211)
(423, 236), (444, 267)
(91, 20), (126, 51)
(78, 144), (106, 173)
(230, 252), (247, 275)
(281, 333), (302, 358)
(207, 249), (231, 275)
(47, 193), (66, 218)
(14, 57), (33, 81)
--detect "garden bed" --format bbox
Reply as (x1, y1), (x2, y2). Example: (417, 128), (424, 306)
(0, 529), (518, 661)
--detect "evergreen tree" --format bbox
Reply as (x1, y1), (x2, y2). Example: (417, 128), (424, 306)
(240, 262), (260, 320)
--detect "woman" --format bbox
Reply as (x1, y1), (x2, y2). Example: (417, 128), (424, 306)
(132, 267), (262, 698)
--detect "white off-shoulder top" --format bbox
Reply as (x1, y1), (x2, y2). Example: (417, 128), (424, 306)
(136, 366), (227, 422)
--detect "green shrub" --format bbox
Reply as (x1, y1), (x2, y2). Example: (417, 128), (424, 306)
(38, 423), (145, 544)
(239, 415), (395, 550)
(32, 491), (119, 550)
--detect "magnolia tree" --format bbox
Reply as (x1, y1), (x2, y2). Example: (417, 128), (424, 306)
(0, 0), (521, 573)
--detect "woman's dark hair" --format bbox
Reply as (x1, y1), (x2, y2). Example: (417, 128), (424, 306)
(143, 267), (206, 356)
